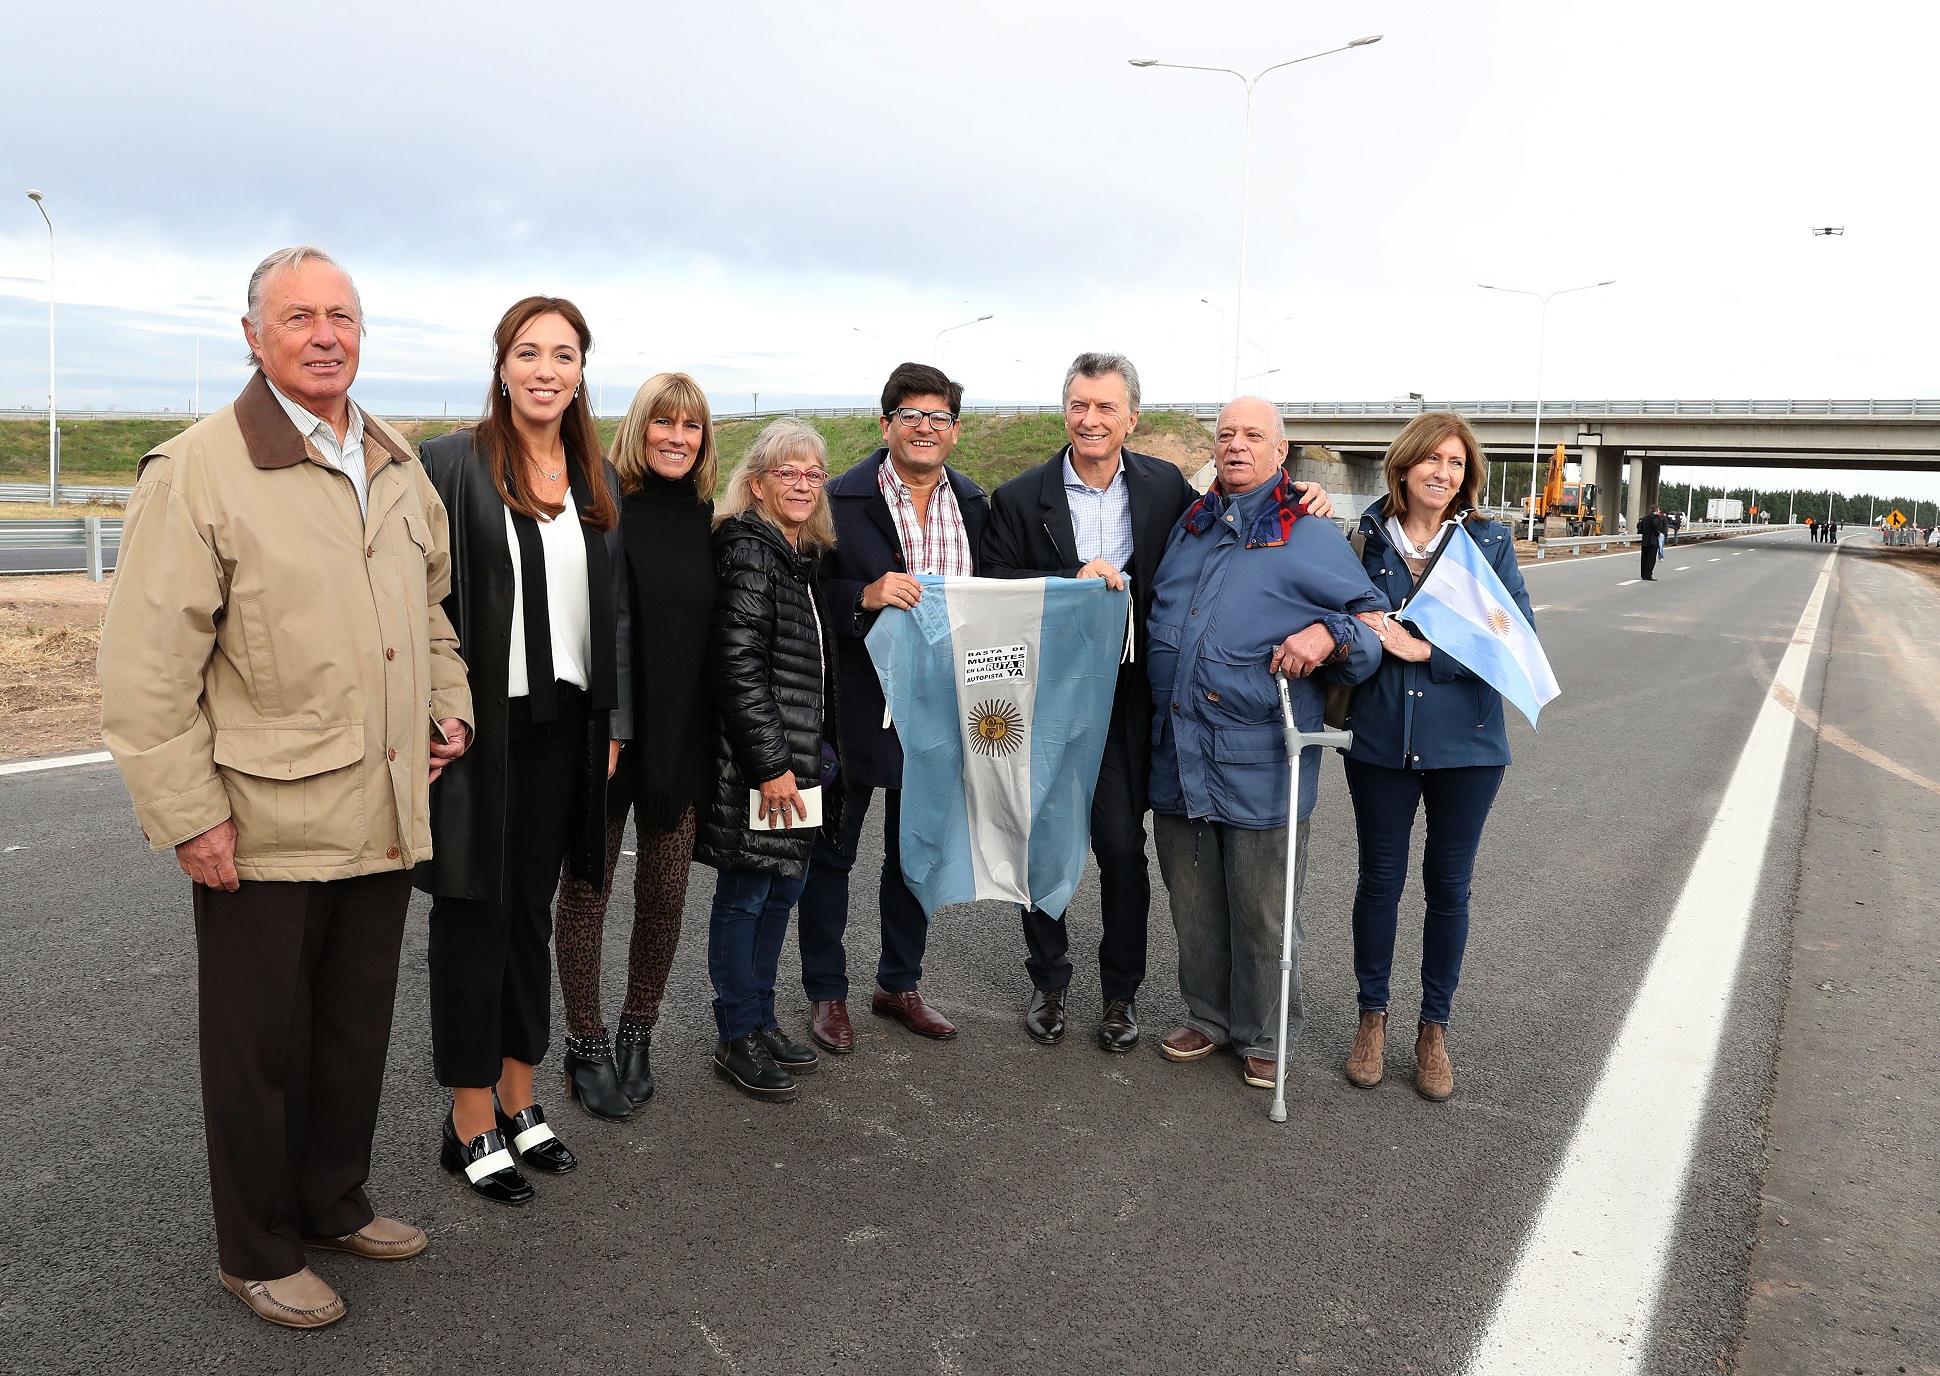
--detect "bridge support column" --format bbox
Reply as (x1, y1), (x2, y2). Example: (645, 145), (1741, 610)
(1584, 446), (1625, 534)
(1626, 457), (1661, 534)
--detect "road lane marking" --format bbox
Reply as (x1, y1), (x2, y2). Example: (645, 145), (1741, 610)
(1675, 566), (1691, 571)
(0, 750), (113, 778)
(1618, 579), (1642, 585)
(1465, 549), (1836, 1375)
(1531, 605), (1552, 612)
(1709, 557), (1723, 561)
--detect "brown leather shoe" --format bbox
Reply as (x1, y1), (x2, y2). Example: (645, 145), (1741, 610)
(1025, 987), (1066, 1044)
(810, 999), (854, 1054)
(219, 1266), (346, 1329)
(1414, 1020), (1453, 1101)
(871, 986), (957, 1040)
(303, 1215), (427, 1261)
(1159, 1025), (1216, 1062)
(1242, 1054), (1277, 1089)
(1345, 1009), (1387, 1088)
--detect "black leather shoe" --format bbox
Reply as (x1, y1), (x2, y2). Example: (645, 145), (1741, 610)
(757, 1025), (818, 1075)
(440, 1113), (534, 1206)
(614, 1026), (655, 1106)
(1026, 987), (1066, 1045)
(1098, 998), (1139, 1053)
(713, 1035), (797, 1102)
(563, 1034), (633, 1121)
(495, 1097), (577, 1174)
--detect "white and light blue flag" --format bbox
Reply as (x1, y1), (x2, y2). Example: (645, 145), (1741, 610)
(1396, 523), (1561, 728)
(866, 575), (1129, 919)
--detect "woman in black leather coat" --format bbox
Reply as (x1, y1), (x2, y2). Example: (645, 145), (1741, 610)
(698, 418), (843, 1103)
(416, 296), (629, 1204)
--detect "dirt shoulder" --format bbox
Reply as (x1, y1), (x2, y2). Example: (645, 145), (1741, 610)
(0, 575), (111, 761)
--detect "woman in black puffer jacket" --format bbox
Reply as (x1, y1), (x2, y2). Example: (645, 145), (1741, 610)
(698, 418), (843, 1103)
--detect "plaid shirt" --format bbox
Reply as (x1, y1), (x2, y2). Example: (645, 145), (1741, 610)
(878, 458), (974, 576)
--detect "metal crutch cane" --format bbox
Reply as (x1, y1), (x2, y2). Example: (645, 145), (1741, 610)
(1269, 673), (1353, 1124)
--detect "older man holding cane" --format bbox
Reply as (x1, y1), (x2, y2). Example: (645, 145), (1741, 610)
(1145, 397), (1383, 1091)
(99, 246), (472, 1328)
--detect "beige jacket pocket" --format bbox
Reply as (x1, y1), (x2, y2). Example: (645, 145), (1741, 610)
(212, 723), (366, 858)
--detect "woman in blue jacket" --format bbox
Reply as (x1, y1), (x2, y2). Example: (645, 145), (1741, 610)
(1341, 412), (1534, 1101)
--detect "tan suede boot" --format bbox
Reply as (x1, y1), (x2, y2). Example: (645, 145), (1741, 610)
(1345, 1010), (1386, 1088)
(1414, 1021), (1453, 1101)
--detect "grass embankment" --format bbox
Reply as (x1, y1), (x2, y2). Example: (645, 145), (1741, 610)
(0, 410), (1213, 506)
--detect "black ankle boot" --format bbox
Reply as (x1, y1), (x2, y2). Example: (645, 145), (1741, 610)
(614, 1017), (655, 1106)
(713, 1034), (797, 1102)
(563, 1032), (633, 1121)
(757, 1025), (818, 1075)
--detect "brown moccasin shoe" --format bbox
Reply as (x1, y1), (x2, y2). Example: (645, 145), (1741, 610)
(1414, 1020), (1453, 1101)
(1242, 1054), (1277, 1089)
(303, 1215), (428, 1261)
(1345, 1009), (1387, 1088)
(1159, 1025), (1217, 1062)
(219, 1266), (346, 1329)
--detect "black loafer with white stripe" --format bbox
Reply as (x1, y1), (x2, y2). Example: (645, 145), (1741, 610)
(440, 1114), (534, 1206)
(495, 1099), (577, 1175)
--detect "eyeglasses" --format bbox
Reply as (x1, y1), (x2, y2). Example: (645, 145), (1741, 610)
(767, 466), (829, 488)
(888, 407), (957, 429)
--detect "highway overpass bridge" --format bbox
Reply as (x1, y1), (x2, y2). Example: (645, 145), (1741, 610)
(1171, 399), (1940, 529)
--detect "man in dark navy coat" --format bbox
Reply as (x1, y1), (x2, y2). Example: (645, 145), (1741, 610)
(981, 352), (1333, 1051)
(799, 362), (991, 1053)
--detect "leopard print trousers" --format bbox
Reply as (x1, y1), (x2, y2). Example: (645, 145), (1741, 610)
(554, 791), (696, 1039)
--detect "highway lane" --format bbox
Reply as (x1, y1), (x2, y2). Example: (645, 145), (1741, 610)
(0, 527), (1858, 1374)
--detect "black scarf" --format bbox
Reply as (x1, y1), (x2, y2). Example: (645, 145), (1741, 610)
(622, 470), (717, 826)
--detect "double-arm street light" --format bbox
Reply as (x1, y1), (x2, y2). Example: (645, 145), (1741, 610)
(26, 190), (56, 503)
(933, 313), (992, 368)
(1478, 279), (1616, 540)
(1132, 36), (1382, 399)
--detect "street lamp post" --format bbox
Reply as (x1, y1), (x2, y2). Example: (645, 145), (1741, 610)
(1132, 37), (1381, 399)
(1478, 279), (1615, 540)
(1198, 298), (1225, 399)
(26, 191), (56, 504)
(933, 313), (992, 369)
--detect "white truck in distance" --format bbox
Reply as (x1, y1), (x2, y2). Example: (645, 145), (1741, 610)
(1707, 498), (1744, 521)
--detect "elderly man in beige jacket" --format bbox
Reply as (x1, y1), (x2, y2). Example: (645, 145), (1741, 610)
(98, 246), (472, 1329)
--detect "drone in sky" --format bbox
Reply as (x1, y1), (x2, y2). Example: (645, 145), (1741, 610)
(1809, 226), (1846, 236)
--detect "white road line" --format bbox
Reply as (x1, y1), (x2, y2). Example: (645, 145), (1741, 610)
(1531, 605), (1552, 612)
(0, 750), (113, 778)
(1708, 557), (1722, 562)
(1618, 579), (1642, 586)
(1675, 566), (1691, 571)
(1465, 549), (1836, 1376)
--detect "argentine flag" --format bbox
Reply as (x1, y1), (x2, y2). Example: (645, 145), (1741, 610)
(866, 575), (1128, 919)
(1395, 523), (1561, 728)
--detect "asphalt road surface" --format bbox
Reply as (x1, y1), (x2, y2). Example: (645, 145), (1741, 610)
(2, 528), (1932, 1375)
(0, 545), (118, 575)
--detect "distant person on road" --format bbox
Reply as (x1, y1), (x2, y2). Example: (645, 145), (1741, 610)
(1144, 397), (1380, 1092)
(97, 246), (472, 1329)
(796, 362), (990, 1055)
(551, 372), (719, 1120)
(696, 420), (843, 1104)
(1638, 505), (1668, 580)
(414, 297), (631, 1204)
(982, 353), (1337, 1052)
(1342, 411), (1535, 1101)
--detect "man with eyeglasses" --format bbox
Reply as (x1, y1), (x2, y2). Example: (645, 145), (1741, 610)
(982, 353), (1333, 1051)
(798, 362), (992, 1054)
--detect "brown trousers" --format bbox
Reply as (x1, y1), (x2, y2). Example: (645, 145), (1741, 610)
(193, 870), (411, 1280)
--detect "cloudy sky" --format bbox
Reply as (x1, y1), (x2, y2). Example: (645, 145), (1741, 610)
(4, 0), (1935, 499)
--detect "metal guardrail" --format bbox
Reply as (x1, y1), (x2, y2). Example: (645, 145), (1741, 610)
(0, 482), (134, 505)
(0, 517), (122, 581)
(1530, 523), (1795, 558)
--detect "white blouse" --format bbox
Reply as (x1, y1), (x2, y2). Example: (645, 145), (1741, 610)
(504, 506), (591, 696)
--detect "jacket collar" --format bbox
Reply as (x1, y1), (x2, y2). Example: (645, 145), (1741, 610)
(724, 507), (815, 576)
(232, 370), (413, 473)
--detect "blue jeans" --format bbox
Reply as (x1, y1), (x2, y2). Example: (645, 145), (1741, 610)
(707, 866), (809, 1042)
(1343, 758), (1505, 1025)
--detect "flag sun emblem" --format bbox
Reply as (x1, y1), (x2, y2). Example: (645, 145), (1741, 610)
(968, 699), (1025, 756)
(1485, 606), (1515, 637)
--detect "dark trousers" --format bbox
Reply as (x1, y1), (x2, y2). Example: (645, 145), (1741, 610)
(797, 783), (930, 998)
(708, 866), (810, 1041)
(1640, 541), (1660, 579)
(1021, 706), (1149, 1001)
(1343, 758), (1505, 1025)
(428, 694), (584, 1087)
(193, 869), (412, 1281)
